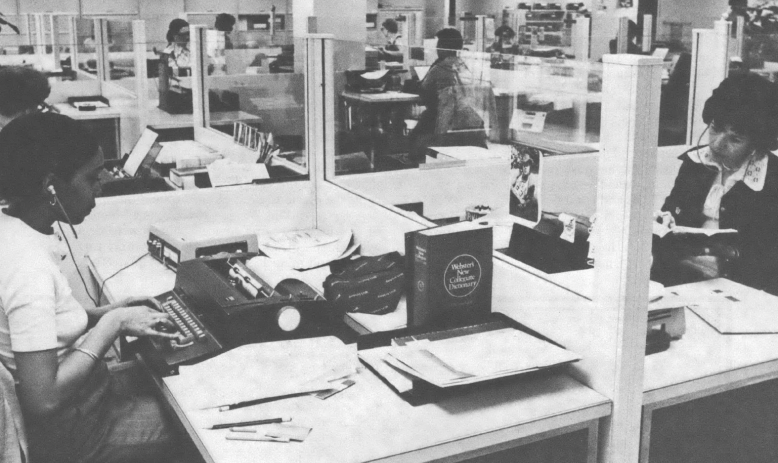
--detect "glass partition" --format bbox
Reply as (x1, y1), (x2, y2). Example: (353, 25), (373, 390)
(327, 37), (602, 294)
(105, 19), (137, 91)
(0, 14), (37, 65)
(195, 27), (307, 181)
(74, 17), (100, 79)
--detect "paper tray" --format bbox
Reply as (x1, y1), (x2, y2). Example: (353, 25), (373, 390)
(357, 312), (575, 406)
(67, 95), (110, 110)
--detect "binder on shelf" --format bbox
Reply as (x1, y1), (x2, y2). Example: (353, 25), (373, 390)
(405, 221), (493, 329)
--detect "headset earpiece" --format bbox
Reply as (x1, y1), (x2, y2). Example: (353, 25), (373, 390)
(46, 183), (78, 239)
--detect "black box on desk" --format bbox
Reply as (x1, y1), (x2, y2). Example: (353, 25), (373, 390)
(405, 221), (493, 329)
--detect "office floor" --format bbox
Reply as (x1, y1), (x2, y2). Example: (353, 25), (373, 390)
(649, 378), (778, 463)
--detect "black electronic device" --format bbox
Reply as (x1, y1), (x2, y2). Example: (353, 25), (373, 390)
(134, 253), (352, 376)
(504, 213), (591, 274)
(99, 128), (172, 197)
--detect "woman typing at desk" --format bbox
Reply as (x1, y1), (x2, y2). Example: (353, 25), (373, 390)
(0, 113), (187, 463)
(652, 72), (778, 295)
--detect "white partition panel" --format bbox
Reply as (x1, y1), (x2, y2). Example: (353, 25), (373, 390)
(334, 162), (510, 220)
(686, 21), (729, 145)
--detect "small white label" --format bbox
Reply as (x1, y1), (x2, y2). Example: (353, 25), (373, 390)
(558, 213), (576, 243)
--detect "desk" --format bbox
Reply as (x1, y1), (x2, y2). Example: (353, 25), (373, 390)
(54, 103), (122, 159)
(88, 244), (610, 463)
(341, 91), (420, 169)
(145, 102), (262, 136)
(543, 270), (778, 462)
(640, 307), (778, 463)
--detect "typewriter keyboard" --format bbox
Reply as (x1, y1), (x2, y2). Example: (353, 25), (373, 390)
(160, 296), (206, 347)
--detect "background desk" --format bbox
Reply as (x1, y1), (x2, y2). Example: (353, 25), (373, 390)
(145, 103), (263, 141)
(641, 307), (778, 463)
(341, 91), (420, 170)
(88, 244), (610, 463)
(54, 103), (122, 159)
(535, 269), (778, 463)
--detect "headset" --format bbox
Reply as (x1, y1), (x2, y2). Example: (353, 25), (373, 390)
(46, 183), (149, 306)
(47, 184), (77, 239)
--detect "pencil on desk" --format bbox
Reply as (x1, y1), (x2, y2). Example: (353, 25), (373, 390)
(218, 391), (313, 411)
(207, 416), (291, 430)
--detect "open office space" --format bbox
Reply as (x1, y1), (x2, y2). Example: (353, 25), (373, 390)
(0, 0), (776, 462)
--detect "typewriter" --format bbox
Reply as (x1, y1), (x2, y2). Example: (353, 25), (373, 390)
(134, 253), (351, 375)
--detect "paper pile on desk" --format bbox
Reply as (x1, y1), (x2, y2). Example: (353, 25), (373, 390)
(257, 229), (358, 270)
(166, 336), (359, 410)
(679, 278), (778, 334)
(207, 159), (269, 187)
(360, 328), (580, 390)
(156, 140), (222, 168)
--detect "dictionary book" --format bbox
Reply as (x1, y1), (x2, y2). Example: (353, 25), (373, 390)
(405, 221), (493, 329)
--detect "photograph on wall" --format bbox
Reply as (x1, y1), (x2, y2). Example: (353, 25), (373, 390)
(509, 142), (542, 225)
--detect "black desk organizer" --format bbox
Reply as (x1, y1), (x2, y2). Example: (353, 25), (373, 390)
(67, 95), (110, 111)
(356, 312), (573, 406)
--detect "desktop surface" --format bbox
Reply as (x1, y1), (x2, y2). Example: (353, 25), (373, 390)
(87, 240), (609, 463)
(161, 363), (609, 463)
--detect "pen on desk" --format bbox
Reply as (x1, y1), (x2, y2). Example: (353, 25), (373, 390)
(226, 434), (290, 442)
(207, 416), (291, 430)
(217, 391), (314, 411)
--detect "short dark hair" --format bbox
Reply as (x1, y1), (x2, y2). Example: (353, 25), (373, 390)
(166, 18), (189, 44)
(702, 72), (778, 151)
(435, 27), (464, 51)
(494, 25), (516, 39)
(381, 18), (398, 34)
(0, 66), (50, 117)
(0, 113), (99, 199)
(215, 13), (236, 31)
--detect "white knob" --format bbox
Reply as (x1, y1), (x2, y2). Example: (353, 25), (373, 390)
(277, 306), (301, 332)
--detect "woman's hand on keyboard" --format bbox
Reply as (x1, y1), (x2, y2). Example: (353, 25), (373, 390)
(114, 306), (179, 339)
(117, 296), (163, 312)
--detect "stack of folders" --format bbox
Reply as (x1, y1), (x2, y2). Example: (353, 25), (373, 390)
(358, 319), (580, 393)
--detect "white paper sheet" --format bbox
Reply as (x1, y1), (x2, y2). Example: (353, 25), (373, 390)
(167, 337), (358, 410)
(207, 159), (269, 187)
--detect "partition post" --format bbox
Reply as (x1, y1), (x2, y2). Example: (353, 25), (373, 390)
(34, 14), (45, 58)
(305, 34), (335, 187)
(616, 17), (629, 54)
(573, 16), (591, 61)
(733, 15), (744, 59)
(133, 20), (149, 134)
(50, 15), (61, 70)
(94, 19), (110, 83)
(595, 54), (662, 463)
(686, 21), (729, 145)
(68, 15), (78, 73)
(190, 25), (208, 129)
(475, 15), (488, 53)
(641, 14), (652, 53)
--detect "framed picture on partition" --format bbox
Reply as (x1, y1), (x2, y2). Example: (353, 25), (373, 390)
(509, 142), (542, 225)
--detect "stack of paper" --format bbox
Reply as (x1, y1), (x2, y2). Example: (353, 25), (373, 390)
(155, 140), (222, 167)
(359, 327), (580, 391)
(206, 159), (269, 187)
(166, 337), (359, 410)
(257, 229), (358, 270)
